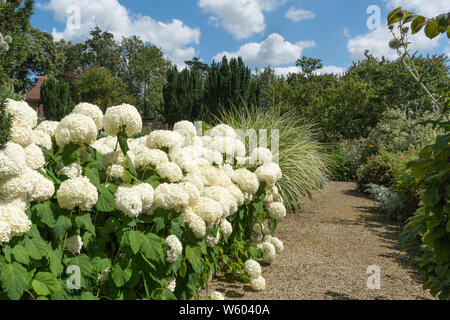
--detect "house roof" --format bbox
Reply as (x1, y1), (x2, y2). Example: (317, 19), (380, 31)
(25, 76), (47, 102)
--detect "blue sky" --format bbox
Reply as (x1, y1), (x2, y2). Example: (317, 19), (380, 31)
(31, 0), (449, 75)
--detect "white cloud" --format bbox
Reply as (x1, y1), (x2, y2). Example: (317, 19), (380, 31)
(285, 7), (315, 22)
(214, 33), (316, 67)
(198, 0), (285, 40)
(273, 65), (345, 77)
(384, 0), (450, 17)
(38, 0), (201, 68)
(347, 25), (440, 61)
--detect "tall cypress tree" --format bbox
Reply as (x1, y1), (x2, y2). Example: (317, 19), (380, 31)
(41, 77), (74, 121)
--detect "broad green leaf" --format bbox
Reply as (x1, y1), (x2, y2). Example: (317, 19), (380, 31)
(32, 272), (60, 296)
(185, 245), (202, 269)
(2, 245), (11, 263)
(423, 187), (441, 208)
(24, 237), (49, 260)
(33, 201), (56, 228)
(169, 221), (183, 238)
(103, 217), (121, 234)
(75, 214), (96, 234)
(411, 16), (426, 34)
(111, 261), (132, 288)
(11, 245), (30, 265)
(61, 143), (81, 166)
(120, 230), (143, 255)
(179, 260), (187, 278)
(52, 216), (72, 241)
(424, 20), (439, 39)
(48, 248), (64, 277)
(96, 186), (116, 212)
(140, 233), (163, 262)
(434, 238), (450, 265)
(0, 262), (29, 300)
(84, 167), (101, 188)
(80, 292), (97, 300)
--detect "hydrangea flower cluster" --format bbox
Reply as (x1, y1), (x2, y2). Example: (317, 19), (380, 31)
(1, 99), (288, 298)
(0, 31), (12, 52)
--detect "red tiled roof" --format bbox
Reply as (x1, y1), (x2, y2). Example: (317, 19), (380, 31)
(25, 76), (48, 101)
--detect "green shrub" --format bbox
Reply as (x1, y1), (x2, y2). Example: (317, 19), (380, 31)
(219, 104), (331, 211)
(356, 152), (396, 192)
(365, 184), (409, 220)
(365, 107), (443, 154)
(330, 139), (375, 181)
(390, 152), (422, 209)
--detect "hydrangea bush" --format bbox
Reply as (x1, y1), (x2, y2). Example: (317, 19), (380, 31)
(0, 100), (286, 300)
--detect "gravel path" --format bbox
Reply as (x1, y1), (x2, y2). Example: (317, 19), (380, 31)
(209, 182), (434, 300)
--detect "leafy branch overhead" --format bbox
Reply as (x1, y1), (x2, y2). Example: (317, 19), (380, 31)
(388, 7), (450, 39)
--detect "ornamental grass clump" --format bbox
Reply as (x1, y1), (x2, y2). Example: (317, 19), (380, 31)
(219, 105), (331, 211)
(0, 100), (288, 300)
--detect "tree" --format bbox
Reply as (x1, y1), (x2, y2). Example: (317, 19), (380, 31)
(160, 66), (204, 126)
(41, 77), (74, 121)
(119, 36), (170, 117)
(204, 56), (260, 120)
(85, 27), (121, 76)
(0, 0), (35, 91)
(296, 56), (323, 77)
(73, 66), (136, 111)
(185, 57), (208, 75)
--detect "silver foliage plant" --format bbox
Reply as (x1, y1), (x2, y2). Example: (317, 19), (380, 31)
(365, 184), (409, 220)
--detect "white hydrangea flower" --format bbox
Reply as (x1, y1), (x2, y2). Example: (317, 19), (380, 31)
(255, 163), (282, 187)
(0, 202), (31, 245)
(205, 229), (220, 248)
(168, 277), (176, 292)
(225, 184), (245, 207)
(264, 185), (283, 205)
(207, 124), (236, 139)
(201, 148), (223, 165)
(198, 163), (232, 187)
(157, 162), (183, 183)
(154, 183), (189, 211)
(173, 121), (197, 144)
(55, 114), (98, 148)
(249, 147), (273, 166)
(165, 235), (182, 263)
(107, 164), (131, 183)
(0, 167), (35, 202)
(0, 142), (26, 179)
(10, 121), (34, 147)
(192, 197), (222, 226)
(5, 99), (37, 129)
(183, 207), (207, 239)
(29, 171), (55, 203)
(24, 143), (45, 170)
(261, 242), (276, 264)
(183, 172), (205, 191)
(33, 129), (53, 151)
(72, 102), (103, 131)
(220, 219), (233, 237)
(57, 176), (98, 211)
(115, 185), (143, 218)
(35, 121), (59, 138)
(181, 182), (201, 205)
(132, 183), (154, 215)
(267, 202), (286, 221)
(65, 235), (83, 255)
(203, 186), (238, 218)
(244, 259), (261, 279)
(250, 276), (266, 291)
(58, 162), (82, 179)
(147, 130), (184, 151)
(265, 235), (284, 254)
(231, 169), (259, 195)
(210, 291), (225, 300)
(132, 145), (168, 170)
(103, 104), (142, 137)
